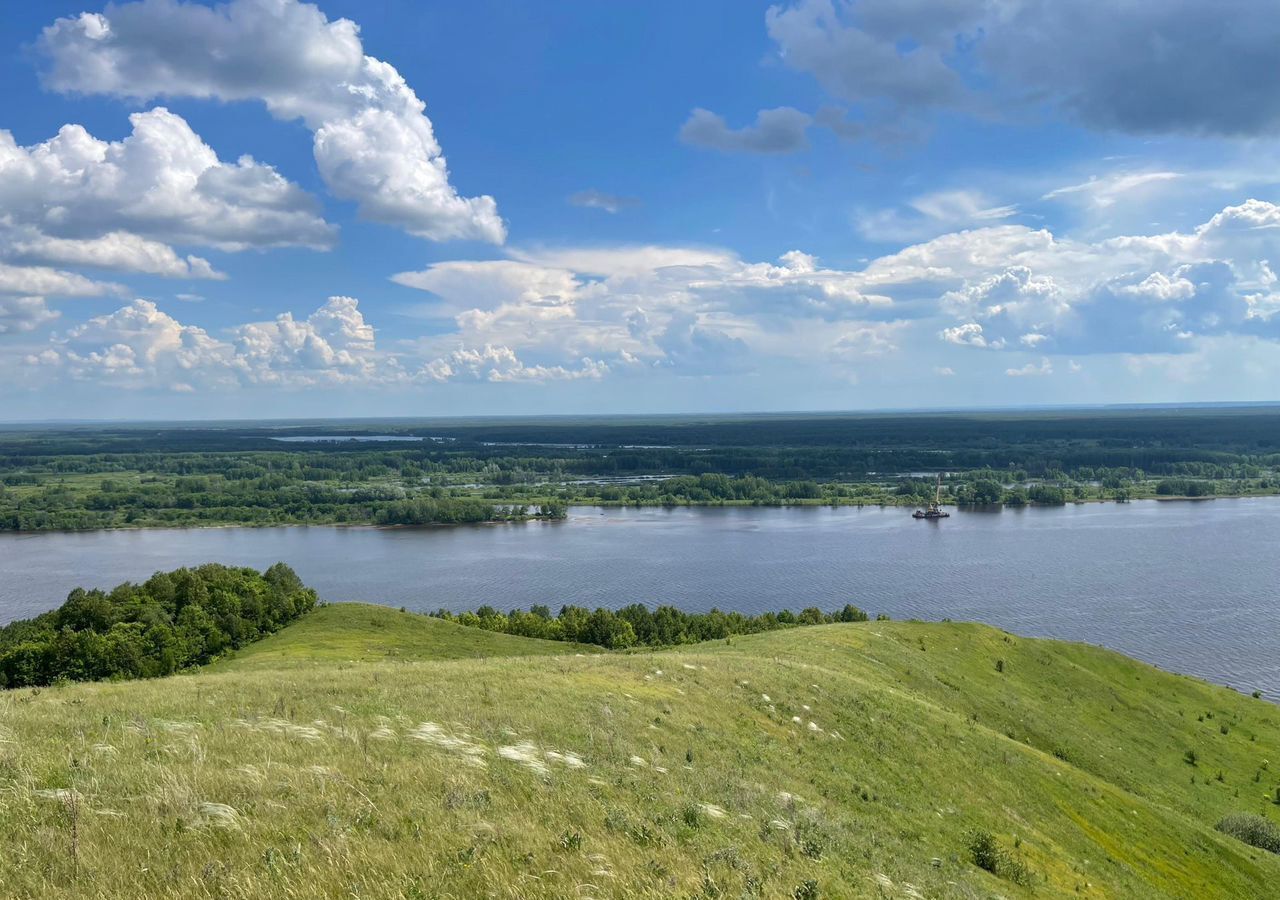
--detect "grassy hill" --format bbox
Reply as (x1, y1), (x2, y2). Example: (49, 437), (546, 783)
(216, 602), (601, 671)
(2, 605), (1279, 898)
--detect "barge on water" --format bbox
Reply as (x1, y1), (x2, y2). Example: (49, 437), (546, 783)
(912, 474), (950, 519)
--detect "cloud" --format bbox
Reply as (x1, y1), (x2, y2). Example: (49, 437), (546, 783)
(0, 109), (333, 255)
(230, 296), (383, 385)
(0, 297), (59, 334)
(424, 344), (608, 383)
(1043, 171), (1183, 208)
(764, 0), (1280, 137)
(22, 195), (1280, 397)
(393, 245), (893, 378)
(651, 310), (751, 374)
(1006, 357), (1052, 377)
(387, 197), (1280, 382)
(38, 0), (504, 243)
(568, 190), (640, 214)
(858, 189), (1018, 242)
(45, 298), (235, 388)
(909, 201), (1280, 355)
(0, 263), (123, 298)
(940, 322), (997, 349)
(829, 322), (903, 358)
(766, 0), (971, 110)
(9, 232), (223, 280)
(32, 295), (399, 389)
(679, 107), (812, 154)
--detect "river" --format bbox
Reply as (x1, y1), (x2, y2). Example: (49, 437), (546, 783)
(2, 499), (1278, 693)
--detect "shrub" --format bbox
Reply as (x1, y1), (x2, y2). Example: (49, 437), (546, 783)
(969, 830), (1001, 873)
(967, 830), (1033, 886)
(1216, 814), (1280, 854)
(1184, 749), (1198, 766)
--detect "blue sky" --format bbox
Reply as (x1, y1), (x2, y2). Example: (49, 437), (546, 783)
(1, 0), (1279, 419)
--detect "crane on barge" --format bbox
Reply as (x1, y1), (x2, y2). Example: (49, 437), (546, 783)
(912, 473), (950, 519)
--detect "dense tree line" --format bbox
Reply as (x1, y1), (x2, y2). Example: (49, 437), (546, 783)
(1155, 478), (1218, 497)
(430, 602), (877, 650)
(2, 410), (1278, 531)
(0, 563), (317, 687)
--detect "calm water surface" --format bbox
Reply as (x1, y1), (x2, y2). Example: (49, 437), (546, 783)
(2, 500), (1278, 692)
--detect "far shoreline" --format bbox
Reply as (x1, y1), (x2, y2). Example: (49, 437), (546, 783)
(3, 492), (1278, 536)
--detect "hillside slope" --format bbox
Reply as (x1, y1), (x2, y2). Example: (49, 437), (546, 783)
(2, 612), (1278, 898)
(217, 602), (600, 670)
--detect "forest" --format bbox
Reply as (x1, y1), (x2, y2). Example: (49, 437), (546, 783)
(0, 563), (316, 687)
(1, 407), (1278, 530)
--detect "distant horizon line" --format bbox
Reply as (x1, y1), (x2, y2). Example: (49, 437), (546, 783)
(4, 399), (1280, 427)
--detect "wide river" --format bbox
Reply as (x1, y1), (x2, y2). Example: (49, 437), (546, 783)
(2, 499), (1278, 693)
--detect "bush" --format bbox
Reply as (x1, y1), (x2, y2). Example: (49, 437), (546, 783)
(1216, 814), (1280, 854)
(967, 830), (1033, 886)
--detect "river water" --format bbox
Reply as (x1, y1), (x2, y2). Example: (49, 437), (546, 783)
(2, 500), (1277, 693)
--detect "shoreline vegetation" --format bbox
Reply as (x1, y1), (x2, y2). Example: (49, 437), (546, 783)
(0, 563), (317, 688)
(2, 410), (1279, 531)
(0, 565), (881, 686)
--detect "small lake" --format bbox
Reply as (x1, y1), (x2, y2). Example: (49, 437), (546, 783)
(2, 500), (1278, 693)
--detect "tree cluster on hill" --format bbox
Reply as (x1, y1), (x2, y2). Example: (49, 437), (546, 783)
(0, 563), (317, 687)
(430, 602), (877, 650)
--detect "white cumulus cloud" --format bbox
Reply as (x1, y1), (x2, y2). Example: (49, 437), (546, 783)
(0, 108), (333, 256)
(39, 0), (504, 243)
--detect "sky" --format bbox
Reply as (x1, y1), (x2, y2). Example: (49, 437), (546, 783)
(1, 0), (1279, 420)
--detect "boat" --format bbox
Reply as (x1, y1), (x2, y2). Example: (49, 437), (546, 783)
(912, 474), (950, 519)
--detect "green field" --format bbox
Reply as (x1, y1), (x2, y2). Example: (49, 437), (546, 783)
(216, 602), (602, 671)
(3, 603), (1279, 897)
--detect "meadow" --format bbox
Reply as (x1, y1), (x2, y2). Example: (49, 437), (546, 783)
(2, 603), (1278, 897)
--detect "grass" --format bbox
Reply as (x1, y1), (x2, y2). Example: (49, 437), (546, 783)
(2, 610), (1280, 897)
(216, 602), (599, 671)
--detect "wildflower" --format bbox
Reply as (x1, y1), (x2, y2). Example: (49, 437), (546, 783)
(628, 755), (647, 768)
(698, 803), (727, 819)
(761, 694), (772, 703)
